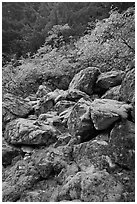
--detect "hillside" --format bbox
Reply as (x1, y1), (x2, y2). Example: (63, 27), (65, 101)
(2, 5), (135, 202)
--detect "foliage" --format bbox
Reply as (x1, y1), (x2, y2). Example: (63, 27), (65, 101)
(2, 7), (135, 98)
(2, 2), (134, 60)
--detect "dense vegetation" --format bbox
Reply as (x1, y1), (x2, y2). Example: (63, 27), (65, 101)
(2, 2), (134, 60)
(2, 4), (135, 98)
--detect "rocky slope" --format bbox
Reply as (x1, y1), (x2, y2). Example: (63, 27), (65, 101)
(2, 62), (135, 202)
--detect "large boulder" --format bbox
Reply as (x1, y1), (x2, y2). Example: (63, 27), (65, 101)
(109, 120), (135, 169)
(67, 98), (97, 142)
(90, 99), (132, 130)
(119, 66), (135, 121)
(4, 118), (59, 146)
(55, 168), (123, 202)
(2, 93), (32, 129)
(95, 70), (124, 95)
(101, 85), (121, 100)
(119, 68), (135, 103)
(69, 67), (100, 95)
(2, 159), (40, 202)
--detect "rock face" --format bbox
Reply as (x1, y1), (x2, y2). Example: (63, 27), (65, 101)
(69, 67), (100, 95)
(4, 118), (58, 146)
(95, 70), (124, 94)
(90, 99), (132, 130)
(2, 93), (32, 129)
(68, 98), (96, 142)
(101, 85), (121, 100)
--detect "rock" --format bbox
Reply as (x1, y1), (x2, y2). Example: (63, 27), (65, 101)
(53, 133), (72, 148)
(73, 139), (110, 171)
(33, 148), (68, 180)
(36, 85), (51, 98)
(2, 139), (22, 167)
(38, 112), (60, 124)
(119, 67), (135, 121)
(55, 89), (90, 104)
(101, 85), (121, 100)
(34, 97), (54, 116)
(21, 146), (34, 154)
(28, 115), (38, 120)
(47, 89), (67, 102)
(45, 74), (71, 90)
(56, 168), (123, 202)
(36, 159), (54, 179)
(19, 179), (59, 202)
(26, 94), (37, 101)
(67, 98), (97, 142)
(4, 118), (59, 146)
(73, 122), (134, 171)
(2, 159), (40, 202)
(66, 89), (91, 102)
(95, 70), (124, 94)
(2, 93), (32, 129)
(55, 100), (75, 114)
(19, 190), (45, 202)
(59, 107), (73, 125)
(90, 99), (132, 130)
(131, 97), (135, 122)
(28, 100), (39, 107)
(109, 120), (135, 169)
(38, 111), (58, 121)
(119, 68), (135, 103)
(69, 67), (101, 95)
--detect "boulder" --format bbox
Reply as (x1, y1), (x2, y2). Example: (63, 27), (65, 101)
(38, 111), (60, 125)
(55, 89), (90, 103)
(109, 120), (135, 169)
(2, 159), (40, 202)
(66, 89), (90, 102)
(119, 68), (135, 103)
(95, 70), (124, 94)
(2, 139), (22, 167)
(56, 168), (123, 202)
(47, 89), (67, 102)
(90, 99), (132, 130)
(19, 179), (59, 202)
(4, 118), (58, 146)
(68, 98), (97, 142)
(119, 67), (135, 121)
(69, 67), (101, 95)
(101, 85), (121, 100)
(2, 93), (32, 129)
